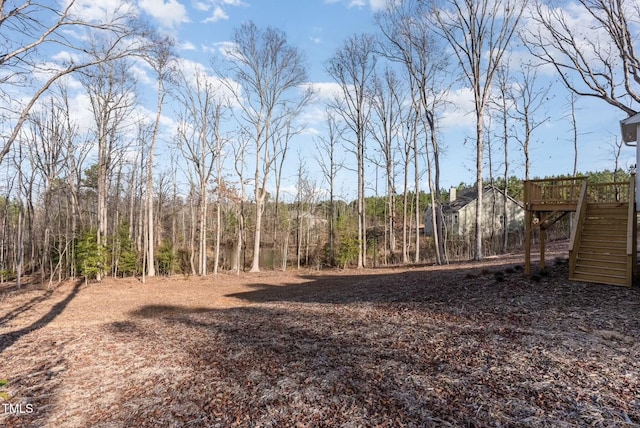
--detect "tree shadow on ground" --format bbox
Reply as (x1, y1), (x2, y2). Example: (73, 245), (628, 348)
(0, 282), (83, 428)
(106, 282), (640, 427)
(96, 261), (640, 426)
(0, 290), (54, 327)
(116, 305), (470, 426)
(0, 281), (82, 354)
(225, 260), (640, 315)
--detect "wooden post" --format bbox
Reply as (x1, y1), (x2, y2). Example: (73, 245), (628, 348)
(524, 180), (532, 275)
(525, 209), (532, 275)
(540, 213), (546, 271)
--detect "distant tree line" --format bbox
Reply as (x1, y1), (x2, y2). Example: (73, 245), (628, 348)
(0, 0), (638, 285)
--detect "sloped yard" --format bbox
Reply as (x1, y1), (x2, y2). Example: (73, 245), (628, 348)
(0, 253), (639, 427)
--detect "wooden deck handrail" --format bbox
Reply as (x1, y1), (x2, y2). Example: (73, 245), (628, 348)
(525, 177), (586, 207)
(525, 178), (633, 207)
(627, 175), (635, 256)
(569, 179), (589, 252)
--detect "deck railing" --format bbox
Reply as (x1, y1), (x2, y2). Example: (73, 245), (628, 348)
(525, 177), (631, 207)
(586, 181), (630, 203)
(524, 177), (586, 208)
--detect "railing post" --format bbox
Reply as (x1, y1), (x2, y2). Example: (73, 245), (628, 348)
(569, 179), (589, 280)
(627, 174), (637, 285)
(524, 181), (531, 275)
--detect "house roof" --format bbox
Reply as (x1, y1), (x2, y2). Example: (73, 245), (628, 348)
(443, 187), (478, 213)
(439, 186), (523, 214)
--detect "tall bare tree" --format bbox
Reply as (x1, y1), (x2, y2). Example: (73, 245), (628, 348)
(377, 0), (450, 265)
(432, 0), (525, 260)
(232, 132), (250, 275)
(315, 110), (345, 267)
(510, 62), (551, 181)
(175, 70), (227, 276)
(525, 0), (640, 116)
(222, 22), (313, 272)
(80, 57), (137, 281)
(327, 33), (377, 269)
(369, 67), (402, 263)
(0, 0), (143, 166)
(142, 35), (177, 278)
(489, 64), (513, 254)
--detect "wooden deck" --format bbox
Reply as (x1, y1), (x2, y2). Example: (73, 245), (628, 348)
(524, 176), (637, 286)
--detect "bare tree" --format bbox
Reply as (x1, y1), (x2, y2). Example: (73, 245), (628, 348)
(510, 62), (551, 181)
(272, 120), (303, 270)
(369, 67), (402, 263)
(567, 92), (580, 177)
(432, 0), (525, 260)
(327, 33), (377, 269)
(26, 97), (70, 283)
(80, 56), (137, 281)
(377, 0), (450, 265)
(232, 132), (250, 275)
(489, 64), (513, 253)
(174, 70), (227, 276)
(142, 35), (177, 278)
(221, 22), (313, 272)
(0, 0), (144, 166)
(525, 0), (640, 116)
(315, 110), (345, 267)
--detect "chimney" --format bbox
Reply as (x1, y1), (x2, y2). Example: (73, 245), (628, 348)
(449, 187), (457, 202)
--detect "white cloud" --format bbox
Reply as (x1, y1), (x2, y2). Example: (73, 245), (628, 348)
(66, 0), (137, 23)
(203, 6), (228, 23)
(305, 82), (344, 101)
(51, 51), (82, 64)
(174, 58), (208, 79)
(194, 0), (246, 23)
(129, 63), (154, 86)
(328, 0), (392, 11)
(202, 41), (238, 60)
(193, 1), (210, 11)
(368, 0), (389, 11)
(139, 0), (189, 28)
(180, 41), (197, 51)
(440, 87), (475, 130)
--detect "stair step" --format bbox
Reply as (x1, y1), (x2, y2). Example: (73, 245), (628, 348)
(581, 232), (626, 238)
(581, 235), (627, 241)
(584, 217), (628, 224)
(587, 204), (628, 213)
(576, 253), (628, 264)
(574, 262), (627, 275)
(568, 200), (634, 287)
(576, 258), (627, 273)
(582, 225), (626, 232)
(578, 245), (626, 254)
(571, 271), (630, 286)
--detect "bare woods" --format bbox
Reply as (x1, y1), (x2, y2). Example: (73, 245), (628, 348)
(0, 0), (637, 285)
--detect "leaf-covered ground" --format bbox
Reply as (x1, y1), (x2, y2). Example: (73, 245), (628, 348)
(1, 249), (639, 427)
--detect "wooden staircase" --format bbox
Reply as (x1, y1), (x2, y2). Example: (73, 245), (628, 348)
(568, 179), (637, 287)
(524, 175), (637, 286)
(570, 204), (632, 286)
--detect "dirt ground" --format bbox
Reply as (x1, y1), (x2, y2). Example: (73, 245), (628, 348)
(1, 245), (640, 427)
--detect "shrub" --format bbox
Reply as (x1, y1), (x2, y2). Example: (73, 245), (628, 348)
(76, 230), (104, 282)
(156, 240), (176, 275)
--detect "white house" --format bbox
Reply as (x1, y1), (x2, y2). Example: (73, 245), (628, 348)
(424, 186), (525, 237)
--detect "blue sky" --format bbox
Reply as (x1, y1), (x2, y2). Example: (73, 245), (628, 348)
(25, 0), (636, 200)
(156, 0), (631, 192)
